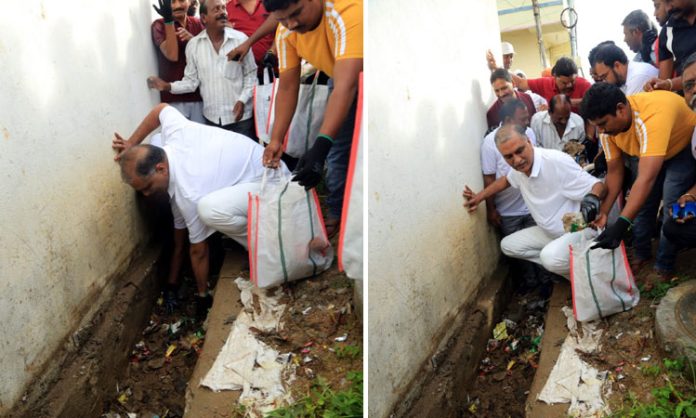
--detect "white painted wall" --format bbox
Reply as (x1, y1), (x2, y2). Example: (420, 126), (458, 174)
(367, 1), (502, 417)
(0, 1), (158, 412)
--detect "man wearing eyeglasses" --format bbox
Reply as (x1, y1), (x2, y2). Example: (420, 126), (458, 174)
(589, 42), (658, 95)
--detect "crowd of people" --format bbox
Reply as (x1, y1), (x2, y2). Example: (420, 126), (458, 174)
(466, 0), (696, 291)
(110, 0), (362, 319)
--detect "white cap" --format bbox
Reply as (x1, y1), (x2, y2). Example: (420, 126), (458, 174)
(501, 42), (515, 55)
(514, 69), (526, 78)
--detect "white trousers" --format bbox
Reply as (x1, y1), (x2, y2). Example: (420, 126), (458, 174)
(500, 226), (585, 279)
(197, 182), (261, 250)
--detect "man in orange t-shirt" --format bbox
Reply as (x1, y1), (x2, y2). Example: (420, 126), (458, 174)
(260, 0), (363, 237)
(582, 83), (696, 277)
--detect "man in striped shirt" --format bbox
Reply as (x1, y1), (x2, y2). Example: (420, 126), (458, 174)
(261, 0), (363, 237)
(148, 0), (258, 138)
(582, 83), (696, 278)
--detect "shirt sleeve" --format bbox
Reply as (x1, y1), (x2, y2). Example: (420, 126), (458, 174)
(159, 105), (190, 138)
(658, 26), (674, 62)
(600, 134), (622, 162)
(239, 44), (258, 104)
(276, 27), (301, 73)
(526, 78), (544, 95)
(558, 153), (599, 200)
(171, 201), (187, 230)
(175, 195), (214, 244)
(480, 134), (497, 175)
(151, 20), (166, 47)
(506, 172), (519, 189)
(639, 106), (674, 157)
(526, 127), (537, 146)
(170, 41), (200, 94)
(332, 0), (363, 61)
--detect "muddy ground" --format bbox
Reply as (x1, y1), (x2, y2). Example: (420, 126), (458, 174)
(463, 285), (549, 418)
(462, 248), (696, 418)
(100, 251), (361, 418)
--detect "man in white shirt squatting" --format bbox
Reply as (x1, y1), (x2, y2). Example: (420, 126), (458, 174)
(113, 104), (290, 318)
(464, 124), (607, 279)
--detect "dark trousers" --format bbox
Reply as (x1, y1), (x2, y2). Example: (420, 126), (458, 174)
(204, 117), (256, 141)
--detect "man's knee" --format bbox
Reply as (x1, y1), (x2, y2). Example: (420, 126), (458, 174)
(500, 235), (516, 257)
(197, 197), (218, 226)
(539, 245), (567, 276)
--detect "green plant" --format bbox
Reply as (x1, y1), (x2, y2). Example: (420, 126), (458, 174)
(265, 371), (363, 418)
(640, 364), (661, 377)
(639, 281), (676, 299)
(664, 357), (686, 374)
(334, 344), (361, 360)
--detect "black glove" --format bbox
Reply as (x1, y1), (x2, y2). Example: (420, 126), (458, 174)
(263, 50), (278, 69)
(580, 193), (601, 223)
(153, 0), (174, 24)
(292, 136), (333, 190)
(591, 217), (632, 250)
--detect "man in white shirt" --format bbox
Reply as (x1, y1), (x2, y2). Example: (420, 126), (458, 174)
(480, 99), (540, 286)
(147, 0), (257, 138)
(114, 104), (289, 318)
(590, 42), (658, 95)
(464, 124), (606, 278)
(530, 95), (585, 151)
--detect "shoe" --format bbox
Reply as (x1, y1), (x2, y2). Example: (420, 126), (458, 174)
(163, 283), (179, 313)
(195, 294), (213, 320)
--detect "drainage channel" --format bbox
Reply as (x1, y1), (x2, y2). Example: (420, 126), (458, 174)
(394, 269), (552, 418)
(462, 285), (550, 417)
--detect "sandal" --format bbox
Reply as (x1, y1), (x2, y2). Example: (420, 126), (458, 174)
(325, 217), (340, 239)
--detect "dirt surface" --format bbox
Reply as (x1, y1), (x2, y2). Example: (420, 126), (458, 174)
(462, 248), (696, 418)
(252, 265), (362, 408)
(100, 246), (361, 418)
(463, 285), (550, 418)
(101, 274), (205, 418)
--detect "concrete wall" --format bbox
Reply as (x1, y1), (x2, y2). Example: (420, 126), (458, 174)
(0, 1), (158, 412)
(367, 1), (502, 417)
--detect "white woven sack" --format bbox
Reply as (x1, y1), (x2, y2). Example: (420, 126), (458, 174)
(283, 74), (330, 158)
(570, 228), (640, 322)
(253, 67), (278, 144)
(248, 170), (334, 288)
(338, 73), (363, 280)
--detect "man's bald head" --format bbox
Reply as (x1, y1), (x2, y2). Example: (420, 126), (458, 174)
(549, 94), (572, 129)
(119, 145), (169, 196)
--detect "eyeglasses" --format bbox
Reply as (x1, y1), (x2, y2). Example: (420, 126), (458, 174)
(684, 78), (696, 91)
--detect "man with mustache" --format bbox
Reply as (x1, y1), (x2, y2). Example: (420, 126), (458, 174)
(582, 83), (696, 282)
(151, 0), (205, 122)
(512, 57), (591, 114)
(148, 0), (258, 138)
(486, 68), (536, 130)
(463, 124), (606, 279)
(589, 42), (658, 95)
(663, 52), (696, 249)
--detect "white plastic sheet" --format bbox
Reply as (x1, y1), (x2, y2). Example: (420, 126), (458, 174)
(200, 278), (293, 417)
(538, 307), (611, 417)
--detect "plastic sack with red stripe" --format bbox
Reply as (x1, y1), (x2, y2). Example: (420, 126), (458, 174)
(247, 169), (334, 288)
(570, 228), (640, 322)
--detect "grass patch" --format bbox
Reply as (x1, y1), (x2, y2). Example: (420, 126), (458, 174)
(334, 344), (361, 360)
(612, 356), (696, 418)
(265, 371), (362, 418)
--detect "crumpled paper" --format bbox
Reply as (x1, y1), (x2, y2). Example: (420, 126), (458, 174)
(200, 278), (294, 417)
(538, 307), (611, 417)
